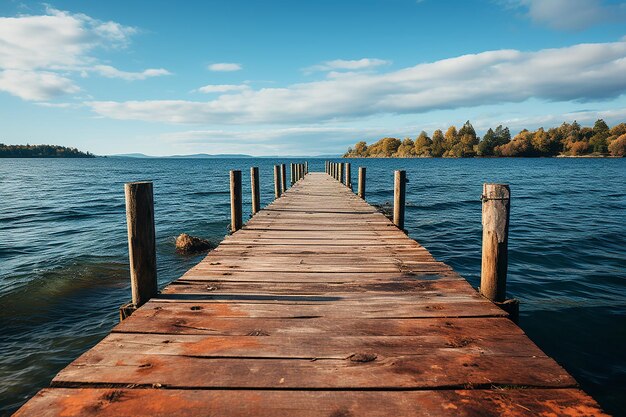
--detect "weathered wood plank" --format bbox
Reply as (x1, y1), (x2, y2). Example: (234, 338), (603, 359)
(15, 388), (609, 417)
(52, 352), (575, 389)
(117, 298), (508, 319)
(74, 332), (548, 358)
(161, 279), (479, 295)
(112, 316), (521, 336)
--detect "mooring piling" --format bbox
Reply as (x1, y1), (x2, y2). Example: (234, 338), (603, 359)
(281, 164), (287, 193)
(274, 165), (282, 198)
(124, 181), (158, 308)
(345, 162), (351, 189)
(393, 170), (406, 231)
(250, 167), (260, 215)
(358, 167), (366, 199)
(230, 170), (242, 232)
(479, 183), (518, 321)
(480, 183), (510, 302)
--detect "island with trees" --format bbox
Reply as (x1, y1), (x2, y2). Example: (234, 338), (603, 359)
(343, 120), (626, 158)
(0, 144), (95, 158)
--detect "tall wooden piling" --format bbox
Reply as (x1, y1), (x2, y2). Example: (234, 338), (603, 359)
(305, 161), (308, 174)
(124, 181), (157, 308)
(394, 170), (406, 230)
(358, 167), (366, 199)
(345, 162), (351, 189)
(281, 164), (287, 192)
(230, 170), (242, 232)
(339, 163), (344, 184)
(480, 183), (511, 302)
(250, 167), (260, 215)
(274, 165), (282, 198)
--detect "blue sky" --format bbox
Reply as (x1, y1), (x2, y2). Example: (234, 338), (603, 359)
(1, 0), (626, 156)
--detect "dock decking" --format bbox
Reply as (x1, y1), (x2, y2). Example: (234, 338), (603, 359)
(15, 172), (606, 416)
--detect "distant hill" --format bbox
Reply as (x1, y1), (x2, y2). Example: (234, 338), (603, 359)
(109, 153), (253, 158)
(109, 153), (340, 158)
(0, 144), (95, 158)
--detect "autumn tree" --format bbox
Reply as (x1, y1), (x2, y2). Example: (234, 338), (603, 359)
(396, 138), (415, 157)
(608, 134), (626, 156)
(413, 131), (432, 156)
(430, 129), (445, 157)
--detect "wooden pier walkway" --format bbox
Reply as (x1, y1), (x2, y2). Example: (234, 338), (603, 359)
(15, 172), (606, 416)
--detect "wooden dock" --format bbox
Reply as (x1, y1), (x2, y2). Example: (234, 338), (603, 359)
(15, 172), (607, 416)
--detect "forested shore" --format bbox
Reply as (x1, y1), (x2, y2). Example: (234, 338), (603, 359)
(0, 144), (95, 158)
(344, 120), (626, 158)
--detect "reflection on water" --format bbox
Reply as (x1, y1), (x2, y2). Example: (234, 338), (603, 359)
(0, 157), (625, 415)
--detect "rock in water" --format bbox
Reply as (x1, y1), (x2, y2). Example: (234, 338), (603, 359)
(175, 233), (212, 254)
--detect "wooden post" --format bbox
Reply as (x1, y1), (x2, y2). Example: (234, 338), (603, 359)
(358, 167), (366, 199)
(345, 162), (351, 189)
(480, 184), (511, 303)
(394, 170), (406, 231)
(305, 161), (308, 174)
(281, 164), (287, 192)
(230, 170), (242, 232)
(325, 161), (328, 174)
(300, 163), (305, 179)
(339, 163), (344, 184)
(290, 163), (295, 185)
(274, 165), (282, 198)
(124, 181), (157, 308)
(330, 163), (334, 178)
(251, 167), (260, 215)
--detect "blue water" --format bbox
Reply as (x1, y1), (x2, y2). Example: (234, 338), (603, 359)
(0, 158), (625, 415)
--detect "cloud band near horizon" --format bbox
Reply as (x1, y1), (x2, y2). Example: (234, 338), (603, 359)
(86, 40), (626, 125)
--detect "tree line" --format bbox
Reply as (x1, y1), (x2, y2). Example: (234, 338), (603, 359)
(343, 120), (626, 158)
(0, 144), (95, 158)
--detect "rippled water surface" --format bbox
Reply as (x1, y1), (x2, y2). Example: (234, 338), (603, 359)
(1, 158), (625, 415)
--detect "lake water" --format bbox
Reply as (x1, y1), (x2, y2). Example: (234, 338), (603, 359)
(1, 157), (625, 415)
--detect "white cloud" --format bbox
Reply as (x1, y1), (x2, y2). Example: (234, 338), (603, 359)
(504, 0), (626, 30)
(34, 102), (75, 108)
(86, 40), (626, 125)
(305, 58), (391, 73)
(0, 70), (79, 101)
(0, 8), (168, 101)
(207, 63), (242, 72)
(93, 65), (171, 80)
(196, 84), (250, 93)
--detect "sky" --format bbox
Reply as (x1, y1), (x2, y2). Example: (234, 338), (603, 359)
(1, 0), (626, 156)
